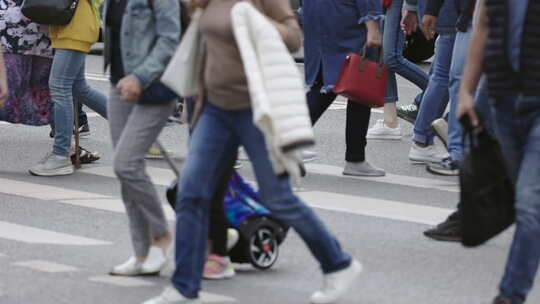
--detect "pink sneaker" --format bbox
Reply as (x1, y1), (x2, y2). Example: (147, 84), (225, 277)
(203, 254), (235, 280)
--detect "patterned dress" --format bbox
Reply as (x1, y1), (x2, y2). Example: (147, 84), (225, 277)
(0, 0), (53, 125)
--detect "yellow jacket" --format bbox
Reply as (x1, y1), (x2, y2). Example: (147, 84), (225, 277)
(49, 0), (102, 53)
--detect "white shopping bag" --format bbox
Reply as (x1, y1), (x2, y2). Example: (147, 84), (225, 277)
(161, 9), (203, 98)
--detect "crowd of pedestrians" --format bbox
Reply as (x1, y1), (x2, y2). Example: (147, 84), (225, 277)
(0, 0), (539, 303)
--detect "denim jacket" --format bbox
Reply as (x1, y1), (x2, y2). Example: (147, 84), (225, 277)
(404, 0), (458, 34)
(300, 0), (384, 92)
(102, 0), (180, 88)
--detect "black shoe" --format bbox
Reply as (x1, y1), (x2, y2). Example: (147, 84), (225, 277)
(78, 122), (91, 137)
(427, 157), (459, 176)
(493, 296), (512, 304)
(397, 104), (418, 124)
(49, 122), (91, 138)
(423, 216), (462, 242)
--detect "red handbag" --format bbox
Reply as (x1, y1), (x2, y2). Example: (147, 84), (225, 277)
(333, 47), (388, 108)
(382, 0), (393, 7)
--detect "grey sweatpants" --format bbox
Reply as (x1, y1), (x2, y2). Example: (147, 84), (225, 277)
(108, 87), (175, 257)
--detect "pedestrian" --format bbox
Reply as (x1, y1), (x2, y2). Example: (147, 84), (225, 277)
(366, 0), (429, 140)
(401, 0), (458, 165)
(0, 0), (52, 126)
(144, 0), (361, 303)
(302, 0), (386, 177)
(458, 0), (540, 303)
(422, 0), (476, 177)
(29, 0), (107, 176)
(102, 0), (180, 276)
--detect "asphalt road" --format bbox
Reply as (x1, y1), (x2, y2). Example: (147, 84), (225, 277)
(0, 54), (536, 304)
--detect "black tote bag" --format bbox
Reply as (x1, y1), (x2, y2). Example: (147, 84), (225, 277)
(460, 126), (515, 247)
(21, 0), (79, 25)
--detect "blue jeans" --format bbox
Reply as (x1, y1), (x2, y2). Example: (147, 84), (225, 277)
(171, 102), (351, 298)
(447, 28), (472, 161)
(50, 49), (107, 157)
(493, 96), (540, 304)
(413, 33), (455, 145)
(383, 0), (429, 102)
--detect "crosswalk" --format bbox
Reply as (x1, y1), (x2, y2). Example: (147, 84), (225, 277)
(0, 158), (457, 301)
(0, 162), (457, 246)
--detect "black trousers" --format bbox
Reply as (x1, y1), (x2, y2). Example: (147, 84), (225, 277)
(186, 98), (231, 256)
(307, 71), (371, 162)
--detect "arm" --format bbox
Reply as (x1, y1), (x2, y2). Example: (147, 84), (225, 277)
(422, 0), (445, 39)
(132, 0), (180, 87)
(0, 52), (7, 108)
(401, 0), (419, 35)
(262, 0), (303, 53)
(457, 0), (488, 127)
(359, 0), (383, 47)
(118, 0), (180, 102)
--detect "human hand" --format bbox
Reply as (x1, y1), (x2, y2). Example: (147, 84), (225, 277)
(401, 10), (418, 35)
(365, 20), (382, 48)
(421, 15), (437, 40)
(457, 90), (480, 128)
(117, 75), (142, 104)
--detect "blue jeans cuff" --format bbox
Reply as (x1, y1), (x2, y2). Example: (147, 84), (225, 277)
(413, 133), (434, 145)
(322, 256), (352, 274)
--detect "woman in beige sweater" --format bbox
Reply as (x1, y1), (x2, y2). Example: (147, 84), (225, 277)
(144, 1), (361, 304)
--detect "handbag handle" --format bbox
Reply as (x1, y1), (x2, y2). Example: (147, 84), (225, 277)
(357, 46), (385, 79)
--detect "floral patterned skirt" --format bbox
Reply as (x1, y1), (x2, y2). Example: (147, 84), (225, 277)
(0, 53), (53, 126)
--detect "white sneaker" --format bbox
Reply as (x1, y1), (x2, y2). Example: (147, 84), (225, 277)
(301, 150), (317, 163)
(408, 143), (449, 164)
(109, 257), (144, 276)
(226, 228), (240, 251)
(141, 246), (168, 274)
(29, 153), (74, 176)
(143, 286), (201, 304)
(367, 119), (402, 140)
(310, 260), (363, 304)
(110, 247), (167, 277)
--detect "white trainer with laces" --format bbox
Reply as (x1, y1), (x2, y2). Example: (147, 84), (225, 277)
(110, 246), (168, 276)
(29, 153), (74, 176)
(408, 143), (449, 164)
(311, 259), (363, 304)
(367, 119), (402, 140)
(143, 286), (201, 304)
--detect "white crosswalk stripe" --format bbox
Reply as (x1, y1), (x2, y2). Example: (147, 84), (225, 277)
(89, 276), (155, 287)
(0, 221), (111, 246)
(12, 260), (79, 273)
(0, 161), (456, 245)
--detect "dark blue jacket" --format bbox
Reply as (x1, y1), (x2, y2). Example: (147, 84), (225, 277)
(300, 0), (383, 92)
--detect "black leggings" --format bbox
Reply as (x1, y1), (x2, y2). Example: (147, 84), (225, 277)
(307, 71), (371, 162)
(186, 98), (232, 257)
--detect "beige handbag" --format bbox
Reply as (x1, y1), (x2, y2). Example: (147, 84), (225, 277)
(161, 9), (204, 98)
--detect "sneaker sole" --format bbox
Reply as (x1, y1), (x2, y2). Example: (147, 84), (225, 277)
(109, 270), (161, 277)
(29, 166), (74, 177)
(397, 113), (417, 125)
(408, 156), (445, 164)
(203, 269), (235, 280)
(366, 134), (402, 140)
(426, 166), (459, 176)
(423, 232), (462, 242)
